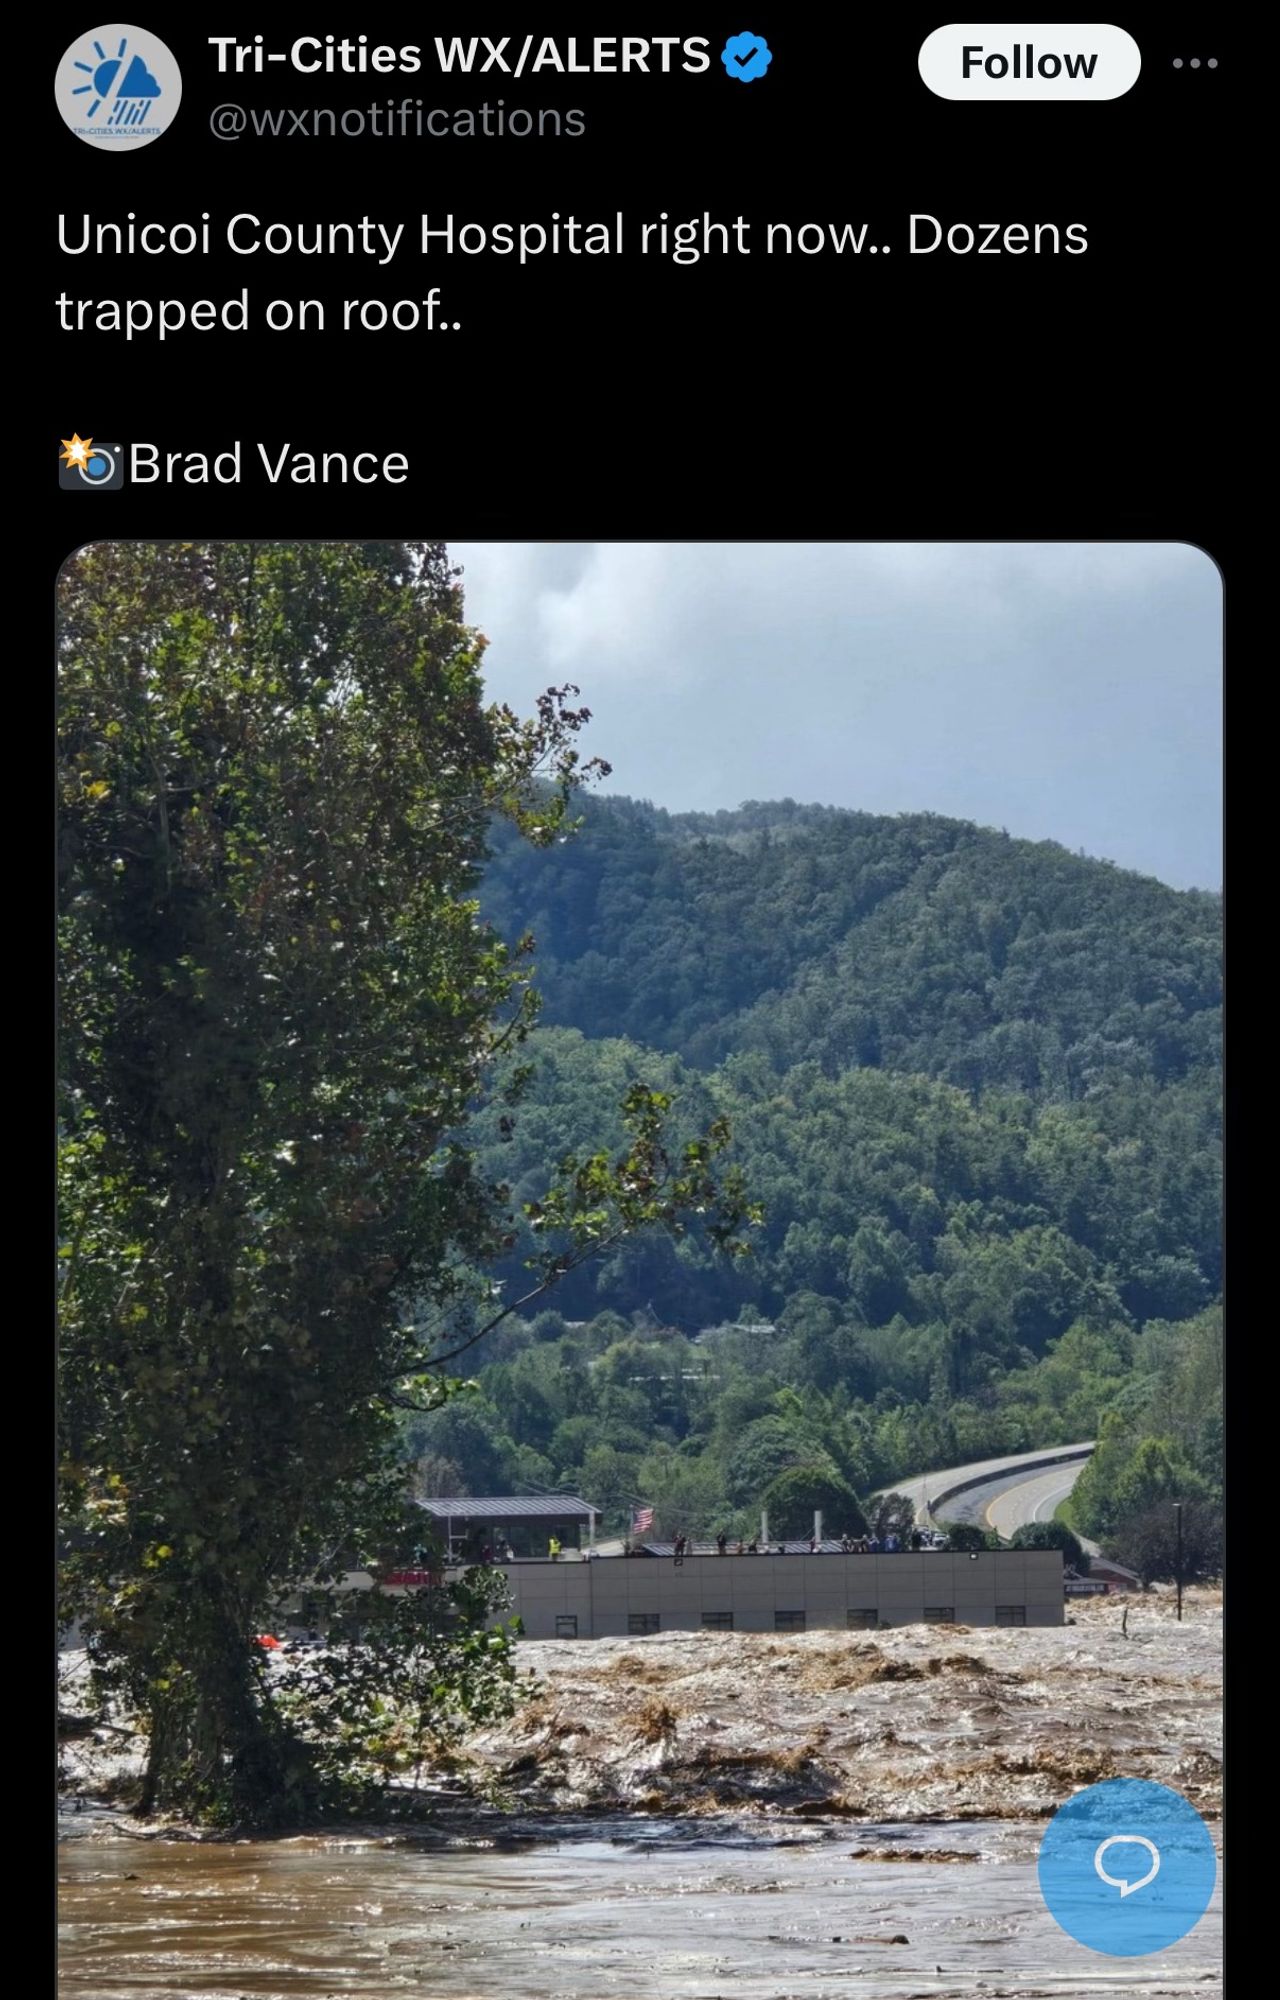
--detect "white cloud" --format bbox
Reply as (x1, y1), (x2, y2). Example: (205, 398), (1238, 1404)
(450, 542), (1221, 887)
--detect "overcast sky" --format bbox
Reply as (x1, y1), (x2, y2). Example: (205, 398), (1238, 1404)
(451, 543), (1222, 890)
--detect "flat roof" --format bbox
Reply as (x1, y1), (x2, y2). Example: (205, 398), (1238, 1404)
(641, 1539), (851, 1556)
(415, 1494), (599, 1521)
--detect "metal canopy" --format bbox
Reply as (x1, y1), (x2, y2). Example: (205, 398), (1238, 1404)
(414, 1494), (600, 1521)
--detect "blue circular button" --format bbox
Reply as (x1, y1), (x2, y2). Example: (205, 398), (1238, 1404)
(1038, 1778), (1216, 1956)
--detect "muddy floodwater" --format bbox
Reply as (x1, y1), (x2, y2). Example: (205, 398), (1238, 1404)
(57, 1815), (1223, 1999)
(59, 1593), (1222, 1998)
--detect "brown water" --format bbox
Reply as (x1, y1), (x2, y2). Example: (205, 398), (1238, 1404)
(59, 1813), (1221, 1999)
(59, 1600), (1223, 1996)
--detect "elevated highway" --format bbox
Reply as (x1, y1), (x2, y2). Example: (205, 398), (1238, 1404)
(890, 1441), (1098, 1551)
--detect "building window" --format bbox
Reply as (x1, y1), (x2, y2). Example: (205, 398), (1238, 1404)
(846, 1608), (878, 1630)
(628, 1612), (661, 1634)
(554, 1614), (578, 1639)
(924, 1606), (955, 1624)
(701, 1611), (734, 1630)
(774, 1610), (806, 1632)
(995, 1605), (1027, 1627)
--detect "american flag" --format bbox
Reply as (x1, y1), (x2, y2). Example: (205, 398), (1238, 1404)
(631, 1505), (655, 1534)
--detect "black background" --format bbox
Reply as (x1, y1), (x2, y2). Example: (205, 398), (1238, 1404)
(43, 14), (1236, 552)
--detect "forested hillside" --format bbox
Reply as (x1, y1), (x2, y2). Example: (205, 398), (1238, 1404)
(482, 798), (1221, 1087)
(407, 797), (1222, 1572)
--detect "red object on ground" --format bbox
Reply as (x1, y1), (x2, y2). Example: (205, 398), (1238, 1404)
(255, 1633), (282, 1649)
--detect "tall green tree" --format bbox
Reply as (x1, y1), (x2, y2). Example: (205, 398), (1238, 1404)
(762, 1463), (864, 1539)
(57, 542), (753, 1822)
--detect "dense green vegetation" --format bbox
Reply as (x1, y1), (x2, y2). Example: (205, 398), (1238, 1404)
(405, 796), (1222, 1560)
(482, 797), (1220, 1088)
(1068, 1306), (1223, 1578)
(57, 548), (750, 1825)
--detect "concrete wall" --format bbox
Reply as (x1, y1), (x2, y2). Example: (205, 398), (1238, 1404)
(500, 1550), (1063, 1638)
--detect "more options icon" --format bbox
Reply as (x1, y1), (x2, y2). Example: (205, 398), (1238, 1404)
(1038, 1778), (1216, 1955)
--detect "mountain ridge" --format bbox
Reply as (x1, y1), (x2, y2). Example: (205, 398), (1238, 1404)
(482, 793), (1221, 1089)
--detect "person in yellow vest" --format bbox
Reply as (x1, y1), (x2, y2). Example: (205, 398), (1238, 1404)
(549, 1535), (562, 1561)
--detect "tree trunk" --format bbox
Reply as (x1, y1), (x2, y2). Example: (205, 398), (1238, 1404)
(139, 1585), (319, 1826)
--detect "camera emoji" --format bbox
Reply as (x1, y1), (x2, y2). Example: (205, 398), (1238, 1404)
(59, 435), (125, 489)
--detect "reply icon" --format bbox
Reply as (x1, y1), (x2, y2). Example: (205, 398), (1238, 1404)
(1095, 1835), (1161, 1898)
(1040, 1779), (1214, 1954)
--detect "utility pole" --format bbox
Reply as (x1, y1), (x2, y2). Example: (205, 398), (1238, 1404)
(1175, 1501), (1184, 1623)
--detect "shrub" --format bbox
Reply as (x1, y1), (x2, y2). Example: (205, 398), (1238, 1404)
(938, 1520), (1000, 1552)
(1010, 1519), (1090, 1573)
